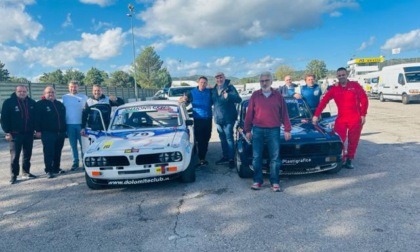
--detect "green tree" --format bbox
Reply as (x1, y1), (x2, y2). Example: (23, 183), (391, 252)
(155, 68), (172, 89)
(9, 76), (30, 83)
(0, 61), (11, 82)
(84, 67), (108, 85)
(134, 46), (171, 88)
(274, 65), (295, 81)
(39, 69), (65, 85)
(305, 60), (328, 81)
(63, 68), (85, 85)
(106, 70), (134, 87)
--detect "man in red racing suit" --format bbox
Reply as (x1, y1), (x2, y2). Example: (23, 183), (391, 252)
(312, 67), (368, 169)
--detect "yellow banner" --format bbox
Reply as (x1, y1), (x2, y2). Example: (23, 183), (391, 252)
(354, 56), (385, 63)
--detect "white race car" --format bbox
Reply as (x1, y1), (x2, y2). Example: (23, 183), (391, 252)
(82, 100), (197, 189)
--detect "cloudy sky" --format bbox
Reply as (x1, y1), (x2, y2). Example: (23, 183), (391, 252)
(0, 0), (419, 81)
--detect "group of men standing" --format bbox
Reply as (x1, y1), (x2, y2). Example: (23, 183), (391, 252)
(184, 69), (367, 192)
(2, 68), (368, 191)
(179, 72), (242, 169)
(1, 82), (122, 184)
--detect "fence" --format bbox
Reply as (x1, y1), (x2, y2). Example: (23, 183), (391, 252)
(0, 82), (158, 111)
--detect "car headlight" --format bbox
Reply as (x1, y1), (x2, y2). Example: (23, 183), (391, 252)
(159, 153), (170, 162)
(171, 152), (182, 162)
(97, 157), (107, 166)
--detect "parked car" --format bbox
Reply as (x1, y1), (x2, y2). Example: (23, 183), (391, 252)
(167, 86), (196, 101)
(152, 89), (169, 100)
(81, 100), (197, 189)
(235, 96), (343, 178)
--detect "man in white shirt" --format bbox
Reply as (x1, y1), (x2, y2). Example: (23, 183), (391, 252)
(62, 80), (88, 170)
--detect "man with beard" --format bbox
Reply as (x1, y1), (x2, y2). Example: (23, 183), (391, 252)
(1, 85), (37, 184)
(244, 72), (292, 192)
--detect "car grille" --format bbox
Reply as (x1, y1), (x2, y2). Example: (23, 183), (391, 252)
(280, 142), (342, 156)
(84, 156), (130, 167)
(135, 152), (183, 165)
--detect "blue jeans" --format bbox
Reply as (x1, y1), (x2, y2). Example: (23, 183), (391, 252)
(216, 123), (235, 160)
(67, 124), (83, 164)
(252, 127), (281, 185)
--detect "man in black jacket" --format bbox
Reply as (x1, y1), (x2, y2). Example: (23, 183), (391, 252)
(211, 72), (242, 168)
(1, 85), (37, 184)
(35, 86), (67, 178)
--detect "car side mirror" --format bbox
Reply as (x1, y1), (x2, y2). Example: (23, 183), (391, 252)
(321, 112), (331, 119)
(186, 119), (194, 126)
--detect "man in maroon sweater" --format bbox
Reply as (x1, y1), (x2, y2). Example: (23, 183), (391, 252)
(244, 71), (292, 192)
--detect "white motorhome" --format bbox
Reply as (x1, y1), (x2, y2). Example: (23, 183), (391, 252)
(378, 63), (420, 104)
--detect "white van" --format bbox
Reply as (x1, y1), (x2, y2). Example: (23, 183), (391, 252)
(362, 71), (380, 97)
(378, 63), (420, 104)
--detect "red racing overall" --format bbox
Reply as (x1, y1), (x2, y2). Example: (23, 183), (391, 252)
(314, 81), (368, 161)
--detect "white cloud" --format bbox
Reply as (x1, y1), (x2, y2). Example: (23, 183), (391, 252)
(137, 0), (358, 48)
(81, 28), (126, 59)
(381, 29), (420, 52)
(2, 28), (125, 73)
(330, 11), (342, 17)
(357, 36), (375, 51)
(79, 0), (115, 7)
(91, 19), (113, 31)
(215, 57), (234, 67)
(163, 55), (284, 78)
(62, 13), (73, 28)
(0, 1), (43, 43)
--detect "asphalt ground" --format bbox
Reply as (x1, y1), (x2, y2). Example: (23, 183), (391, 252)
(0, 99), (419, 252)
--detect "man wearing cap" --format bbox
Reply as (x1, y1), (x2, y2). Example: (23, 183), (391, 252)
(211, 72), (242, 169)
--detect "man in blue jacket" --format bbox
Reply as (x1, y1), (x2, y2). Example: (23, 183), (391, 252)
(179, 76), (213, 166)
(296, 74), (322, 114)
(211, 72), (242, 169)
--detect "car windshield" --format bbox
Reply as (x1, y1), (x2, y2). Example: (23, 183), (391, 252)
(168, 87), (195, 97)
(405, 72), (420, 83)
(110, 105), (181, 130)
(241, 98), (312, 123)
(284, 98), (312, 120)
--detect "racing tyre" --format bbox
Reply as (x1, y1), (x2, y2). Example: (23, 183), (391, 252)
(402, 94), (409, 104)
(235, 150), (253, 178)
(325, 162), (343, 174)
(379, 93), (385, 102)
(180, 151), (197, 183)
(85, 172), (104, 190)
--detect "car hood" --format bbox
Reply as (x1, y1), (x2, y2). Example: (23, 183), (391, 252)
(282, 120), (338, 140)
(86, 129), (185, 153)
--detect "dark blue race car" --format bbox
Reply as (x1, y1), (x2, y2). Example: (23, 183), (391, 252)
(235, 96), (343, 178)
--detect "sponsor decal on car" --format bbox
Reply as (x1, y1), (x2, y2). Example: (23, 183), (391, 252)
(107, 177), (170, 185)
(282, 158), (312, 165)
(124, 147), (140, 153)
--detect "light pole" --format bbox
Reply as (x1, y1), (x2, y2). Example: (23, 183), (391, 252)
(127, 3), (138, 101)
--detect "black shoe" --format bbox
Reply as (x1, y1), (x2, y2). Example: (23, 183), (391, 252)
(345, 159), (354, 169)
(47, 172), (55, 179)
(53, 169), (66, 174)
(22, 173), (37, 179)
(197, 160), (209, 166)
(10, 176), (17, 184)
(70, 163), (79, 171)
(229, 160), (235, 169)
(215, 157), (229, 165)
